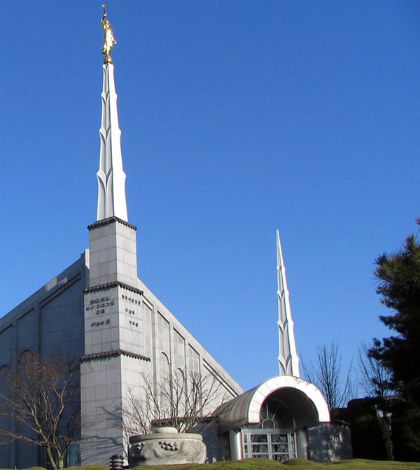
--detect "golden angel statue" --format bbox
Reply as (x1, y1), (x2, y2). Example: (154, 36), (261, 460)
(101, 5), (117, 63)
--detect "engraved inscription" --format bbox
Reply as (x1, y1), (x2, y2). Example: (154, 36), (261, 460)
(85, 296), (114, 315)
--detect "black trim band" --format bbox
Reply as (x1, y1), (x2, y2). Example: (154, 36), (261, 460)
(84, 281), (143, 296)
(80, 349), (150, 363)
(88, 216), (137, 231)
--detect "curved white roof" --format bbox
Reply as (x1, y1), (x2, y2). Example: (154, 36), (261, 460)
(216, 376), (330, 431)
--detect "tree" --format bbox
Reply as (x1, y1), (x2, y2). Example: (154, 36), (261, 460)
(0, 353), (79, 470)
(358, 343), (393, 401)
(358, 343), (394, 460)
(303, 342), (355, 410)
(122, 370), (230, 437)
(369, 226), (420, 407)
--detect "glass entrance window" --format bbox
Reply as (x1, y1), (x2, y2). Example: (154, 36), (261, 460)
(242, 430), (296, 461)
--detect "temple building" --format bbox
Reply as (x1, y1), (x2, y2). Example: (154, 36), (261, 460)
(0, 8), (348, 468)
(0, 9), (242, 468)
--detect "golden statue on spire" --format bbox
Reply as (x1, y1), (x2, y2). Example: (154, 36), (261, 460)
(101, 4), (117, 63)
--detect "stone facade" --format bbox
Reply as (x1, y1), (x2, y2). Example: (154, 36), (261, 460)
(0, 219), (242, 467)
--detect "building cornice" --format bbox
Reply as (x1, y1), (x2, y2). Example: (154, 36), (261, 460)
(84, 281), (143, 296)
(80, 349), (150, 363)
(88, 216), (137, 231)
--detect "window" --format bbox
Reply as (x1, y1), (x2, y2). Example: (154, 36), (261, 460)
(241, 430), (297, 461)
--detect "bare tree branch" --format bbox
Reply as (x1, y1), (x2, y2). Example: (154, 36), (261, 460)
(0, 353), (80, 470)
(122, 371), (229, 438)
(358, 343), (393, 401)
(303, 342), (356, 410)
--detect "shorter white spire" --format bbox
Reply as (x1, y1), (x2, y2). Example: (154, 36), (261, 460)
(96, 62), (128, 222)
(276, 230), (300, 377)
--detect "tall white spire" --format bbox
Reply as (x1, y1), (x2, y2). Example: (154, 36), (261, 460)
(276, 230), (300, 377)
(96, 62), (128, 222)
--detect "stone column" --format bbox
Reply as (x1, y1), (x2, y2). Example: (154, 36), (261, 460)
(229, 430), (242, 460)
(296, 429), (308, 459)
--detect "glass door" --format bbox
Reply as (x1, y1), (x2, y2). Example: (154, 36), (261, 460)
(242, 430), (296, 461)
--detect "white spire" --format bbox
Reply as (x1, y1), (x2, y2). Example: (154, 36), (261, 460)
(276, 230), (300, 377)
(96, 62), (128, 222)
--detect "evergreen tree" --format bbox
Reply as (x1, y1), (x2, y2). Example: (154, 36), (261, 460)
(369, 223), (420, 407)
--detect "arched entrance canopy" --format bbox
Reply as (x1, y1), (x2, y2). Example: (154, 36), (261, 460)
(215, 376), (330, 433)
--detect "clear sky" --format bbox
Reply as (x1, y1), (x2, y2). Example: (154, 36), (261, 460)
(1, 1), (419, 392)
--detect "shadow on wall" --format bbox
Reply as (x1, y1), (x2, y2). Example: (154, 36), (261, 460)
(307, 422), (352, 462)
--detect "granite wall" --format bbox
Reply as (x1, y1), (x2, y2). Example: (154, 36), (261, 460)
(0, 254), (87, 468)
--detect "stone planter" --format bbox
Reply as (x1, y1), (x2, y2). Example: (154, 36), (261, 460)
(129, 427), (207, 466)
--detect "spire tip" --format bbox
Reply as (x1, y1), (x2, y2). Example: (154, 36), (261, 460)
(101, 4), (117, 64)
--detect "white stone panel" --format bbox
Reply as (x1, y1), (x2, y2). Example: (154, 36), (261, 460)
(97, 63), (128, 222)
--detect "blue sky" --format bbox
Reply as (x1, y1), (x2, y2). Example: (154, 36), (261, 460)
(1, 1), (419, 392)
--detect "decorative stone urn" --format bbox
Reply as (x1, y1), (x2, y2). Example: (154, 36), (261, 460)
(129, 427), (207, 466)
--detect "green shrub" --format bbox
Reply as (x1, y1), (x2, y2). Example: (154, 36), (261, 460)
(283, 459), (317, 466)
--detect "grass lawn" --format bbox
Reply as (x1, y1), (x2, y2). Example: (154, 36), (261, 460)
(4, 459), (420, 470)
(126, 458), (420, 470)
